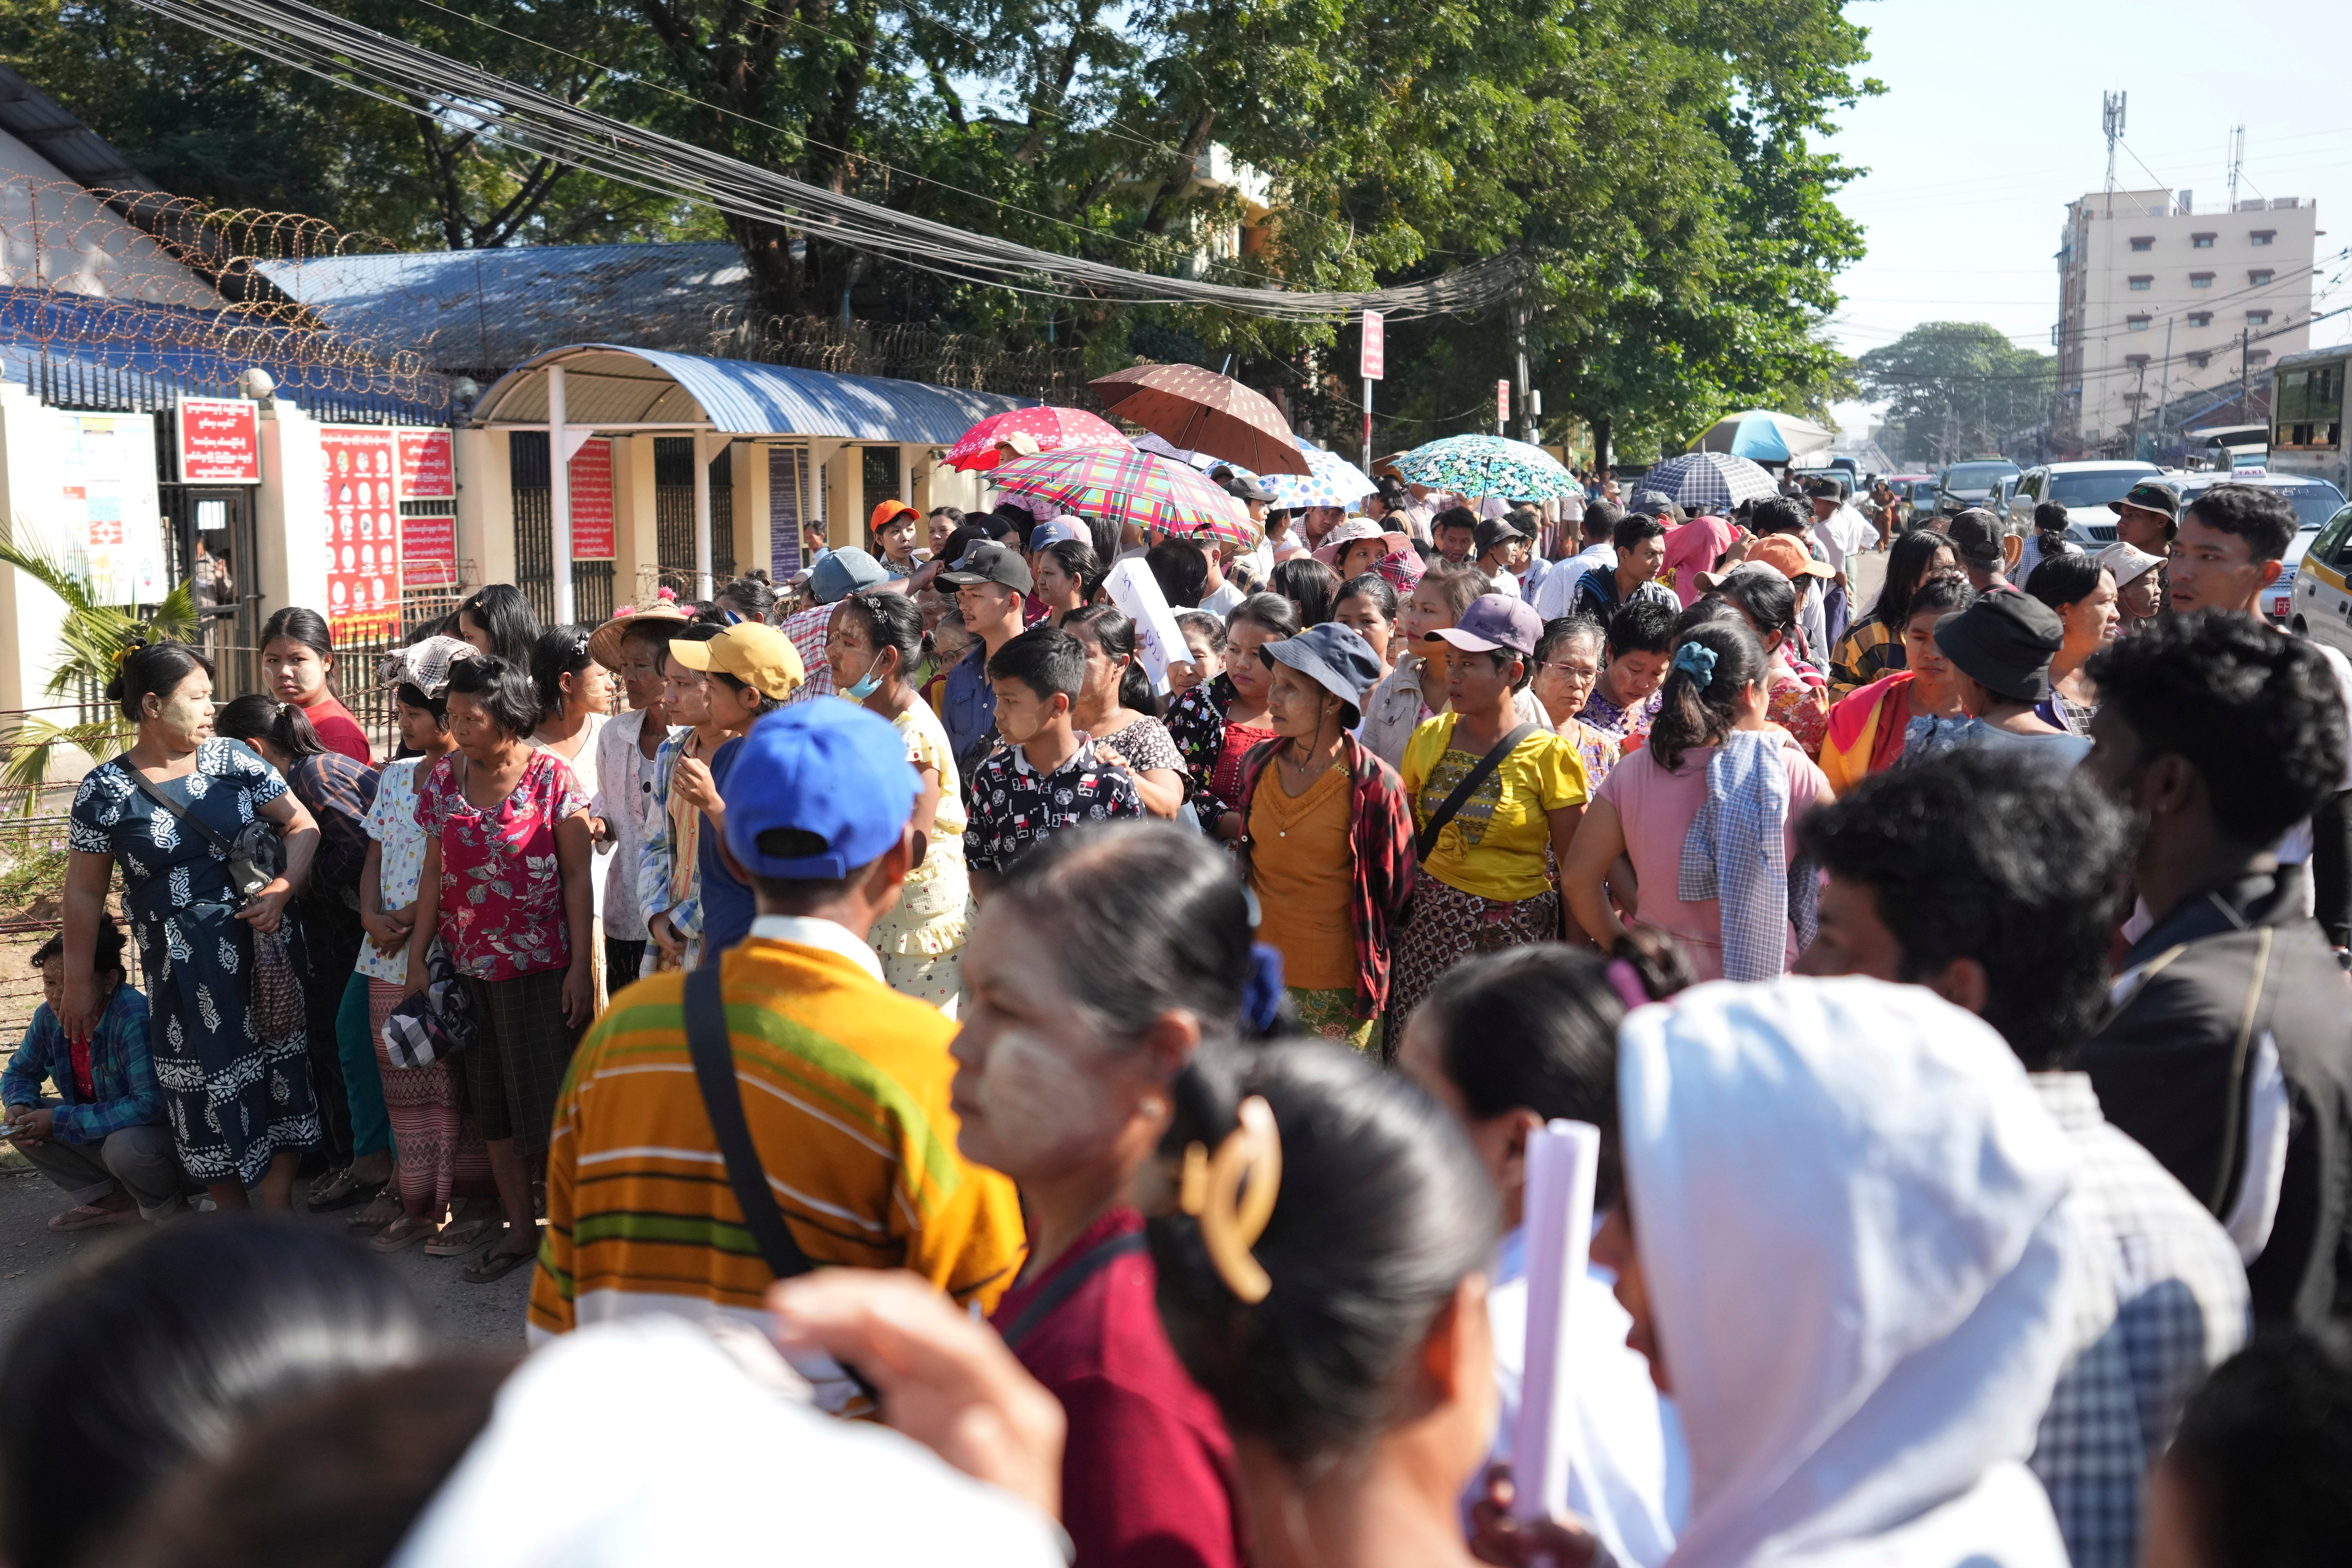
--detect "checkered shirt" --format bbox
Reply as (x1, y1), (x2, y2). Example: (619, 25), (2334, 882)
(778, 603), (836, 703)
(2030, 1072), (2250, 1568)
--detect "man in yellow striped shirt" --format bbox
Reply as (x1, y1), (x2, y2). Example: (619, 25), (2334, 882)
(529, 702), (1024, 1410)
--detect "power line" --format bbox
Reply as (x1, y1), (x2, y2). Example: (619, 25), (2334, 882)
(132, 0), (1522, 321)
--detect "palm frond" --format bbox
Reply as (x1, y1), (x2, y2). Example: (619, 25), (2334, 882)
(0, 715), (129, 813)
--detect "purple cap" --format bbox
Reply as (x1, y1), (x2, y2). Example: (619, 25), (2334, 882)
(1426, 593), (1544, 659)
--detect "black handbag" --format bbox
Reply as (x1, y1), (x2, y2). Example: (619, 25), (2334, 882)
(126, 762), (287, 906)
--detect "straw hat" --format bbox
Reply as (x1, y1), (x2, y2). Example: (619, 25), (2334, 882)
(588, 603), (691, 672)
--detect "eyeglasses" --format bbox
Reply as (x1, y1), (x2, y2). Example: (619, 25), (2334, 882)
(1538, 661), (1598, 679)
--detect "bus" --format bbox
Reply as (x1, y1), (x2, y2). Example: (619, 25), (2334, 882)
(2270, 347), (2350, 495)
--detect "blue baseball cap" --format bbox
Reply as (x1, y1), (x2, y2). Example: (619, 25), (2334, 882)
(722, 703), (916, 880)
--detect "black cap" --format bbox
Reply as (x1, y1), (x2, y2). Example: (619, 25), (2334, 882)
(1933, 590), (2063, 702)
(1225, 475), (1277, 503)
(2109, 480), (2180, 520)
(1263, 622), (1387, 708)
(938, 541), (1034, 594)
(1945, 508), (2005, 570)
(1473, 516), (1528, 554)
(1804, 476), (1844, 500)
(1630, 495), (1686, 524)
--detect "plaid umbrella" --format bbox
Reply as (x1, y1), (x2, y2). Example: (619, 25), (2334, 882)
(1091, 363), (1310, 475)
(1390, 434), (1578, 501)
(989, 447), (1258, 548)
(1265, 446), (1378, 511)
(1630, 451), (1780, 514)
(945, 406), (1128, 472)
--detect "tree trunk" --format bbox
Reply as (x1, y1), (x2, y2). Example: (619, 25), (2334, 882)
(1592, 415), (1613, 476)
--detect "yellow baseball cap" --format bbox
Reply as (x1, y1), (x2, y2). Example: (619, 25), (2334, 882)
(667, 623), (806, 700)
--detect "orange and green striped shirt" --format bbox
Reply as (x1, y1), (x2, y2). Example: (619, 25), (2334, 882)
(528, 922), (1025, 1396)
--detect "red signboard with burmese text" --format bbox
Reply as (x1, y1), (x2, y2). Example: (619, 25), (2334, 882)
(319, 426), (401, 641)
(397, 429), (458, 588)
(568, 437), (615, 559)
(176, 397), (260, 483)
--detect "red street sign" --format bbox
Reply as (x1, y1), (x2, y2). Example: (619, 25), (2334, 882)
(1497, 380), (1511, 425)
(1360, 310), (1385, 382)
(176, 397), (259, 483)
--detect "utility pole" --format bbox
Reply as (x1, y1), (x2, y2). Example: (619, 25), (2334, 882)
(2240, 325), (2251, 422)
(1511, 289), (1535, 445)
(2128, 359), (2148, 454)
(2153, 317), (2174, 462)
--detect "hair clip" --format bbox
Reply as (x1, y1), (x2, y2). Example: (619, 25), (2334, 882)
(1604, 958), (1652, 1013)
(1179, 1095), (1282, 1304)
(111, 637), (147, 671)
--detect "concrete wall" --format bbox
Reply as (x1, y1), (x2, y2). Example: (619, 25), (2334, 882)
(453, 426), (511, 590)
(254, 401), (329, 627)
(0, 383), (74, 718)
(613, 434), (658, 606)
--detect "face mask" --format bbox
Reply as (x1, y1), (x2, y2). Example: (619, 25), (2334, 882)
(842, 667), (884, 701)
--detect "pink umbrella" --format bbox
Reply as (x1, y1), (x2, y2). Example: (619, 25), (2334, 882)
(945, 407), (1127, 473)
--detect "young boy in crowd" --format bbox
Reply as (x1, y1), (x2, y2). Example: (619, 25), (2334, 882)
(2, 917), (180, 1229)
(962, 626), (1145, 896)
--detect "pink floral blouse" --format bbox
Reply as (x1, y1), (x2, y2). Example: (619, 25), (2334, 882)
(414, 750), (589, 981)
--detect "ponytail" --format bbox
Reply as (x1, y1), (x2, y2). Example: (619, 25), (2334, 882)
(1647, 619), (1767, 771)
(214, 694), (327, 759)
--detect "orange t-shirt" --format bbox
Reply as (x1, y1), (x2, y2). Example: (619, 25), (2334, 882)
(1247, 762), (1356, 991)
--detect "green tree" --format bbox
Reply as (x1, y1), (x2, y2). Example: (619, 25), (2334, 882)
(1855, 321), (2055, 466)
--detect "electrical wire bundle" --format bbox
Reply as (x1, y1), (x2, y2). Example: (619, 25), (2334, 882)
(130, 0), (1524, 324)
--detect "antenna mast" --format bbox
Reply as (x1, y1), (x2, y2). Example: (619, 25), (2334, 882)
(2227, 125), (2245, 209)
(2102, 92), (2127, 200)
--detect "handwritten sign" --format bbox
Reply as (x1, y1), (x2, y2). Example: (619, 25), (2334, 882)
(319, 426), (401, 641)
(176, 397), (260, 484)
(1102, 557), (1192, 694)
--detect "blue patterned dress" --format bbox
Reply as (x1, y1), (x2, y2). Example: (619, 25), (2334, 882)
(69, 740), (321, 1185)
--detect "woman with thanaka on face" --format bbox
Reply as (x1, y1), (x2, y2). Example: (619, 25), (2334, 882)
(1033, 538), (1105, 626)
(405, 654), (594, 1283)
(1480, 978), (2080, 1568)
(1063, 606), (1189, 820)
(1332, 574), (1401, 675)
(1228, 623), (1415, 1051)
(1529, 615), (1624, 786)
(666, 623), (806, 965)
(1358, 563), (1548, 768)
(1387, 596), (1589, 1038)
(1145, 1038), (1502, 1568)
(528, 626), (616, 999)
(62, 642), (323, 1212)
(585, 607), (686, 984)
(948, 823), (1251, 1568)
(636, 624), (775, 972)
(826, 589), (973, 1012)
(1561, 618), (1832, 984)
(1828, 527), (1957, 697)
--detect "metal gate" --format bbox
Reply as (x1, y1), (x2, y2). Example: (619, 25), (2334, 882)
(511, 430), (615, 628)
(653, 437), (735, 597)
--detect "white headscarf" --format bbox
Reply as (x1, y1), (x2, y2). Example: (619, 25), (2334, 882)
(1619, 977), (2077, 1568)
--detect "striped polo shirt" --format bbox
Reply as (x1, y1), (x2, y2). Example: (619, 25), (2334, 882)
(528, 916), (1026, 1405)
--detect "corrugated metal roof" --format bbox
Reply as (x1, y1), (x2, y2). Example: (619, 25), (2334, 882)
(253, 243), (751, 373)
(471, 342), (1027, 442)
(0, 65), (155, 192)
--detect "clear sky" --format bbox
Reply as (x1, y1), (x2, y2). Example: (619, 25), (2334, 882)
(1820, 0), (2352, 434)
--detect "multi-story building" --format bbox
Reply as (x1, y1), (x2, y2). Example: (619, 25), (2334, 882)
(2053, 187), (2316, 453)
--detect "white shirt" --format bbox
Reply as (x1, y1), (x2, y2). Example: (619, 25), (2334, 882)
(1811, 504), (1877, 575)
(1535, 544), (1615, 620)
(748, 913), (888, 982)
(1198, 577), (1247, 618)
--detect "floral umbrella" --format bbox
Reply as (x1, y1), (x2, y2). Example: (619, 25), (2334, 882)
(945, 406), (1128, 473)
(989, 446), (1258, 548)
(1390, 434), (1579, 501)
(1265, 446), (1378, 511)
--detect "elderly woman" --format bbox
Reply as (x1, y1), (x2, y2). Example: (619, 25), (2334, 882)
(1230, 622), (1415, 1050)
(62, 641), (323, 1211)
(1529, 614), (1622, 785)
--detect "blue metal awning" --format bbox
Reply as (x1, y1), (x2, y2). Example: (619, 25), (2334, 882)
(470, 342), (1030, 443)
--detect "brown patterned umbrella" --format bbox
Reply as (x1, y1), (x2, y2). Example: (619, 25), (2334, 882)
(1089, 363), (1311, 475)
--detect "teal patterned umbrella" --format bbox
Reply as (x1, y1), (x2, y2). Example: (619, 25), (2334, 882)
(1390, 435), (1578, 501)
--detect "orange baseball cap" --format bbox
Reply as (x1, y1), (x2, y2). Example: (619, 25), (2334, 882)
(869, 498), (920, 532)
(1740, 534), (1835, 581)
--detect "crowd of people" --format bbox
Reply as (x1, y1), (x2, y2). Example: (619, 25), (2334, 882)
(2, 469), (2348, 1568)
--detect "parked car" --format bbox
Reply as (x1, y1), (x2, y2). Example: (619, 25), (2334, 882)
(2008, 460), (2165, 544)
(1934, 459), (2024, 517)
(2174, 472), (2348, 625)
(1882, 473), (1938, 530)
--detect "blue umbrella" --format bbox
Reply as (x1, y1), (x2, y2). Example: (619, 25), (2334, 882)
(1630, 452), (1781, 515)
(1691, 410), (1836, 464)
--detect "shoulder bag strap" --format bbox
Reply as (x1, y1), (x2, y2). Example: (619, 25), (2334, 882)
(1415, 723), (1538, 865)
(683, 964), (816, 1279)
(683, 963), (879, 1406)
(125, 763), (236, 858)
(996, 1230), (1149, 1352)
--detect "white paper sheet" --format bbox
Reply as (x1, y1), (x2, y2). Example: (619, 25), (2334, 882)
(1512, 1119), (1603, 1522)
(1102, 557), (1194, 693)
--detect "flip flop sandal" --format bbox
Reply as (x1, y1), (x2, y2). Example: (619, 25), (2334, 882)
(425, 1215), (496, 1258)
(48, 1204), (142, 1232)
(462, 1244), (536, 1284)
(345, 1191), (405, 1230)
(307, 1169), (386, 1213)
(369, 1215), (435, 1254)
